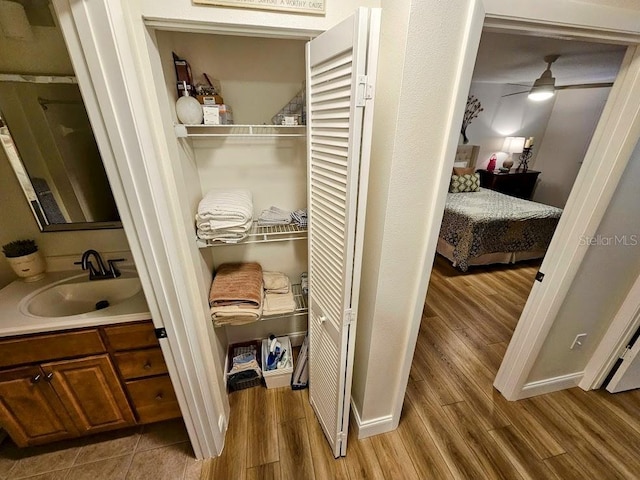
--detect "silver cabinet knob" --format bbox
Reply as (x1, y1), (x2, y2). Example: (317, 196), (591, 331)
(45, 372), (54, 382)
(143, 362), (152, 370)
(31, 374), (41, 384)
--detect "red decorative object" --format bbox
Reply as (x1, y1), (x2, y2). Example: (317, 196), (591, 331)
(487, 154), (497, 172)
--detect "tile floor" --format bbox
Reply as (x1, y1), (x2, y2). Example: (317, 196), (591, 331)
(0, 419), (203, 480)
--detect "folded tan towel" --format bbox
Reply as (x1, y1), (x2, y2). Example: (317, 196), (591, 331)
(263, 271), (290, 293)
(211, 302), (263, 326)
(209, 262), (263, 308)
(263, 290), (296, 316)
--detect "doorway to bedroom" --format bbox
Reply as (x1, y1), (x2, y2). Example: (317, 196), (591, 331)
(411, 29), (626, 410)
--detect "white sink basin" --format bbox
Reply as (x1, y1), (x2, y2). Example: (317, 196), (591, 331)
(20, 272), (143, 318)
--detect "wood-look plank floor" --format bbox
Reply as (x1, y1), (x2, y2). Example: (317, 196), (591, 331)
(203, 255), (640, 479)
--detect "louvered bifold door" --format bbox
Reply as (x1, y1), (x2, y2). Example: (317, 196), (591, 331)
(306, 7), (380, 458)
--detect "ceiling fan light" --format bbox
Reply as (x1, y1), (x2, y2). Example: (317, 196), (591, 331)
(528, 76), (556, 101)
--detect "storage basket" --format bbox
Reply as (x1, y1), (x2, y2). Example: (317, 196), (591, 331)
(262, 336), (294, 389)
(226, 340), (263, 391)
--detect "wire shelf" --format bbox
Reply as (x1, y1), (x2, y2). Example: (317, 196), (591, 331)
(196, 222), (307, 248)
(214, 284), (308, 328)
(175, 124), (306, 138)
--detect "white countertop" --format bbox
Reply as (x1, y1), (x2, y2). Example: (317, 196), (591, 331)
(0, 269), (151, 337)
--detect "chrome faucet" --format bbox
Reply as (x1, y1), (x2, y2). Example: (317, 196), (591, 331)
(75, 250), (124, 280)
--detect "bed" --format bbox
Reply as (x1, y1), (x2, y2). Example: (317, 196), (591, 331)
(437, 145), (563, 271)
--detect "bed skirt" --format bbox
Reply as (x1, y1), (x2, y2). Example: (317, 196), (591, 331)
(436, 237), (544, 268)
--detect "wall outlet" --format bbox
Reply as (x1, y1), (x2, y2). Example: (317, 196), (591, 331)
(571, 333), (587, 350)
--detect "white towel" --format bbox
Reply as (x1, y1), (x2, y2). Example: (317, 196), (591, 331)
(196, 189), (253, 242)
(263, 272), (290, 293)
(196, 189), (253, 224)
(263, 290), (296, 316)
(257, 206), (291, 226)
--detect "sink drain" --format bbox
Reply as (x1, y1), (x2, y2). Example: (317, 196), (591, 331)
(95, 300), (110, 310)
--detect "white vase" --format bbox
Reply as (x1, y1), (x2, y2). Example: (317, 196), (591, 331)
(176, 90), (203, 125)
(6, 251), (46, 282)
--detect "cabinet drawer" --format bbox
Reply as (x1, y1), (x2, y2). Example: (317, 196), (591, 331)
(103, 321), (158, 351)
(0, 330), (105, 368)
(126, 375), (181, 423)
(114, 348), (168, 380)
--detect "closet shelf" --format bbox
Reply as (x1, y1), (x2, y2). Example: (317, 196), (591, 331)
(196, 222), (307, 248)
(214, 284), (308, 329)
(175, 124), (306, 138)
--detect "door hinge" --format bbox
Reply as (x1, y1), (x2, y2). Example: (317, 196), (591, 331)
(337, 431), (346, 442)
(620, 346), (632, 360)
(535, 271), (545, 282)
(344, 308), (356, 326)
(155, 327), (167, 339)
(356, 75), (373, 107)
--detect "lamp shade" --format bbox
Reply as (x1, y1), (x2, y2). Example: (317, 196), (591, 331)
(502, 136), (526, 154)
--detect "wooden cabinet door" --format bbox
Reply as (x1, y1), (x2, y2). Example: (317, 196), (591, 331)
(43, 355), (135, 435)
(0, 366), (79, 447)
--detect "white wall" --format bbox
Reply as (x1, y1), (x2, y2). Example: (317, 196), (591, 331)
(528, 138), (640, 381)
(466, 82), (553, 169)
(532, 87), (611, 208)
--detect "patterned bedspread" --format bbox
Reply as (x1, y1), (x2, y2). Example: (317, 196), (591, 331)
(439, 189), (563, 271)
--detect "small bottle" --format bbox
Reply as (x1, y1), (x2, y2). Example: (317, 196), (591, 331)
(176, 81), (203, 125)
(487, 154), (497, 172)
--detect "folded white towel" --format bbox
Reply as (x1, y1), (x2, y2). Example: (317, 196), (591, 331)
(196, 189), (253, 224)
(257, 206), (291, 226)
(263, 272), (290, 293)
(263, 290), (296, 316)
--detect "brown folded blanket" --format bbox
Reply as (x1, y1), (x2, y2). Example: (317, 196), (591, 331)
(209, 262), (263, 308)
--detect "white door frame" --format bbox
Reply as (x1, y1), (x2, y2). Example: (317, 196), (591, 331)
(53, 0), (228, 458)
(493, 43), (640, 399)
(395, 0), (640, 414)
(580, 273), (640, 390)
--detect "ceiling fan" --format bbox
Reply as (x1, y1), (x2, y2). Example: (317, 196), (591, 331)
(502, 54), (614, 100)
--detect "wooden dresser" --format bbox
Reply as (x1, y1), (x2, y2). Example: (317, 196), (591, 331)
(477, 169), (540, 200)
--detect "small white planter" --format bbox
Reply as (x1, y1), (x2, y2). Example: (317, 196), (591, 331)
(6, 251), (46, 282)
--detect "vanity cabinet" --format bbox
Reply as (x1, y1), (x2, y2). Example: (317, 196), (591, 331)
(105, 321), (181, 423)
(0, 321), (180, 447)
(0, 354), (134, 447)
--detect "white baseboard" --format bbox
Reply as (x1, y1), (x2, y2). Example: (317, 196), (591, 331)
(519, 372), (583, 399)
(349, 399), (395, 438)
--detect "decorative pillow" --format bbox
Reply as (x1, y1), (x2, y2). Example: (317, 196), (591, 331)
(449, 173), (480, 193)
(453, 166), (475, 176)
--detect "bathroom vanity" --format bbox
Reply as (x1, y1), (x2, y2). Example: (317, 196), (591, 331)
(0, 272), (180, 447)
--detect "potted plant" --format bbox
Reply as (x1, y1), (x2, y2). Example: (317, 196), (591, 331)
(2, 239), (46, 282)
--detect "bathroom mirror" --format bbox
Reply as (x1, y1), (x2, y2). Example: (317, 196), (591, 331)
(0, 0), (120, 232)
(0, 77), (121, 231)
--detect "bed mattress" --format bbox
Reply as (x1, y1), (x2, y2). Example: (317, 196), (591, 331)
(439, 189), (563, 271)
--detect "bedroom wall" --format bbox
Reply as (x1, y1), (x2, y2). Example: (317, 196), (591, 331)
(527, 138), (640, 382)
(466, 81), (553, 170)
(531, 87), (611, 208)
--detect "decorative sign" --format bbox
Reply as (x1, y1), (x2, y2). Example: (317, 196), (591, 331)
(193, 0), (325, 15)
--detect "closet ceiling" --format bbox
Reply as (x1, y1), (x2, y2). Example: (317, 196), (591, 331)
(472, 31), (627, 86)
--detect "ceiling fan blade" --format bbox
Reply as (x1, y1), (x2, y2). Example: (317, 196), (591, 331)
(555, 82), (614, 90)
(501, 90), (530, 98)
(501, 82), (613, 98)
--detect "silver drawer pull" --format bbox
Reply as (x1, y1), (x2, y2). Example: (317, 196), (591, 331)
(31, 374), (41, 384)
(143, 362), (152, 370)
(155, 393), (164, 401)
